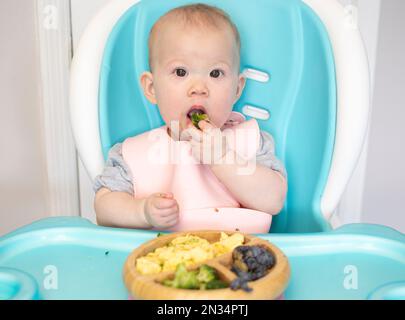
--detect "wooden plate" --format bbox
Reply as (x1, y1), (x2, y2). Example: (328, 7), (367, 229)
(123, 230), (290, 300)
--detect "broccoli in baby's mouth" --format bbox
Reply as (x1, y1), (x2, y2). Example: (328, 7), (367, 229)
(188, 109), (209, 129)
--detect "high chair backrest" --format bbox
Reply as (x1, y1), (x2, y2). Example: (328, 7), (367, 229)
(70, 0), (370, 233)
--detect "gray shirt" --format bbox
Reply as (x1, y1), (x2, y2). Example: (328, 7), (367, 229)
(93, 130), (287, 195)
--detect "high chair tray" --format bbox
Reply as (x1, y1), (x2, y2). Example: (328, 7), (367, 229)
(0, 217), (404, 300)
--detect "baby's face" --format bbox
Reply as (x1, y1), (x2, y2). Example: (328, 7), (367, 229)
(141, 22), (246, 137)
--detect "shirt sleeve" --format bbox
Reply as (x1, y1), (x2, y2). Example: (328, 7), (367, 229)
(93, 143), (134, 195)
(255, 130), (287, 179)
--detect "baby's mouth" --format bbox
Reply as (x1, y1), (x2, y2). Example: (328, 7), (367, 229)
(187, 106), (209, 128)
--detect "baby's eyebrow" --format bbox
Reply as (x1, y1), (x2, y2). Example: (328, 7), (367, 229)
(212, 61), (231, 69)
(164, 59), (185, 68)
(163, 59), (232, 69)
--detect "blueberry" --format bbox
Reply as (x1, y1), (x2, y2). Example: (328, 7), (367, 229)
(230, 245), (276, 292)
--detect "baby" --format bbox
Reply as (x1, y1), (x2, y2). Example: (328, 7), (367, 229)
(93, 4), (287, 230)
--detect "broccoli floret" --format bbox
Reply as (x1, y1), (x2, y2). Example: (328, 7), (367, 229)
(196, 264), (216, 284)
(190, 111), (209, 129)
(171, 263), (200, 290)
(163, 263), (229, 290)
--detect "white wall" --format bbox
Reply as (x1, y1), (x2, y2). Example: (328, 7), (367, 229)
(361, 0), (405, 232)
(0, 0), (49, 236)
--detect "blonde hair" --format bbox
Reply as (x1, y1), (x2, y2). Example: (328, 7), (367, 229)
(148, 3), (241, 71)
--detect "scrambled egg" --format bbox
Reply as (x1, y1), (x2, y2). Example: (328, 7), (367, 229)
(136, 232), (244, 275)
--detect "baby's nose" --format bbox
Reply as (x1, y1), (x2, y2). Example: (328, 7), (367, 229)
(188, 81), (208, 97)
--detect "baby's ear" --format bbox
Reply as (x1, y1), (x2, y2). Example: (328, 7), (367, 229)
(234, 73), (246, 103)
(140, 71), (157, 105)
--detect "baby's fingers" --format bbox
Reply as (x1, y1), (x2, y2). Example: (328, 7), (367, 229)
(198, 120), (215, 132)
(156, 205), (180, 217)
(182, 126), (202, 142)
(160, 192), (173, 199)
(162, 216), (179, 228)
(154, 197), (178, 209)
(152, 192), (173, 199)
(153, 208), (179, 228)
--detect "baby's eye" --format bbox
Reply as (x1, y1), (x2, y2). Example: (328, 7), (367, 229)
(174, 68), (187, 77)
(210, 69), (224, 78)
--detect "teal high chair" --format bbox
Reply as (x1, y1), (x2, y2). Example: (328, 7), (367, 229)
(0, 0), (404, 300)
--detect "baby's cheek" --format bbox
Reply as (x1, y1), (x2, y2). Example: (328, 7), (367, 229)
(156, 84), (182, 112)
(213, 95), (235, 121)
(215, 81), (239, 103)
(156, 91), (183, 119)
(162, 109), (186, 131)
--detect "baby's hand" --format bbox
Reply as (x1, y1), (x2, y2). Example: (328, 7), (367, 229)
(182, 120), (228, 165)
(143, 192), (179, 229)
